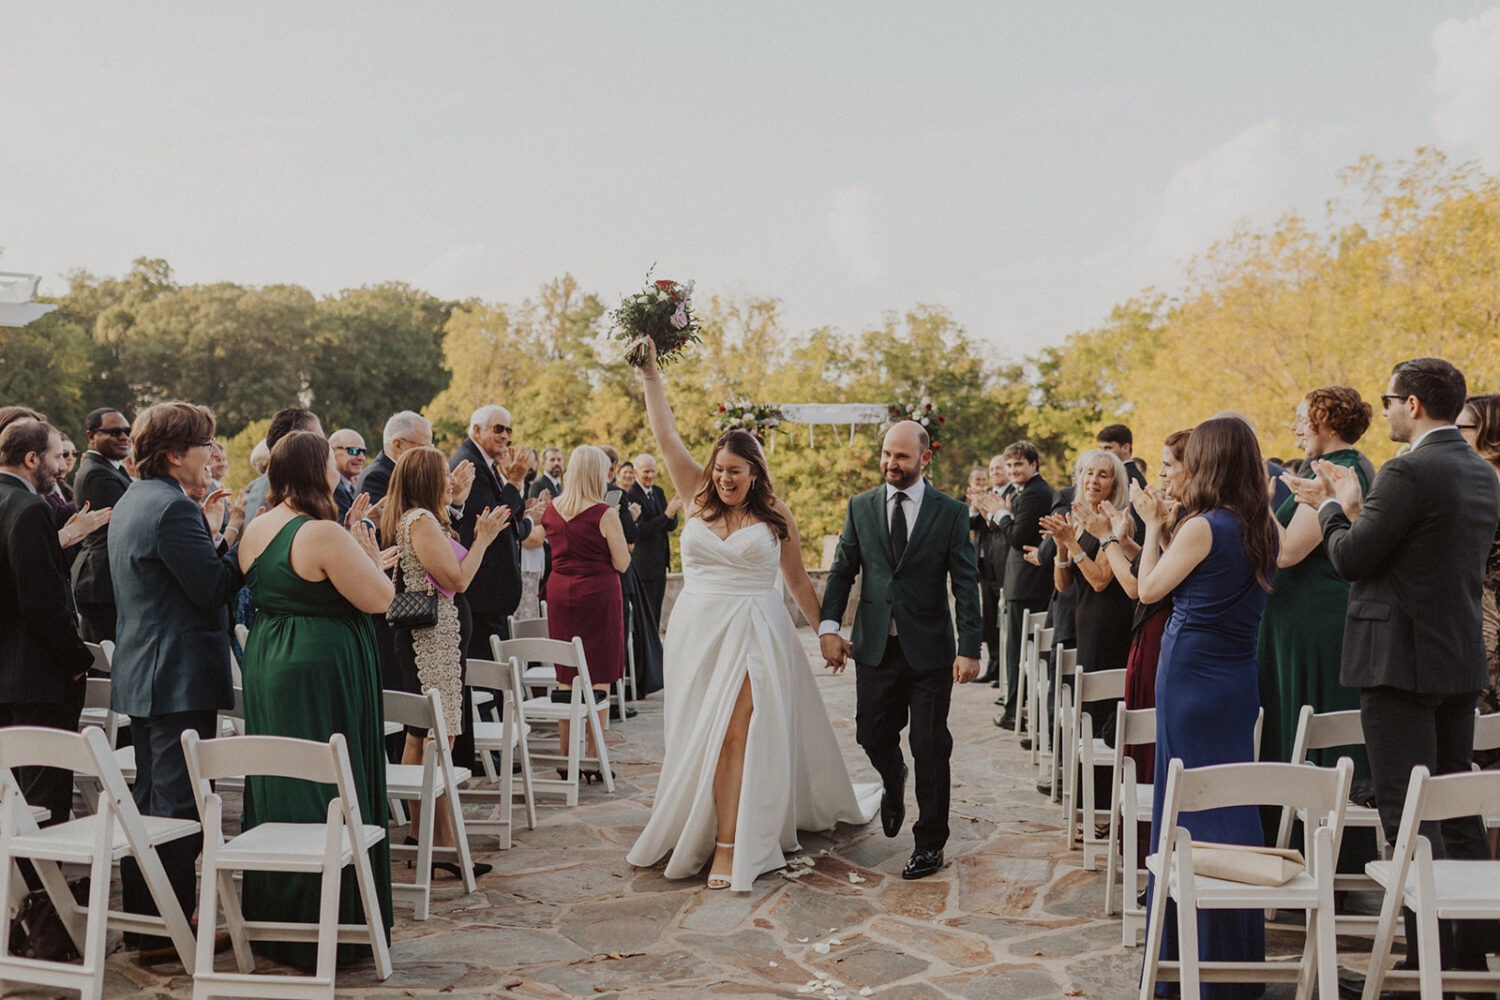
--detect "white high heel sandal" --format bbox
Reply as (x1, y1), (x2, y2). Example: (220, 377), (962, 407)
(707, 842), (734, 890)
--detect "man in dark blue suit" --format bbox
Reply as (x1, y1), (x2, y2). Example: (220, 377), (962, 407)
(0, 419), (94, 828)
(109, 401), (243, 953)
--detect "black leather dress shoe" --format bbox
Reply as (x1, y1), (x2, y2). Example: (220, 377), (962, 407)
(608, 704), (638, 721)
(881, 765), (907, 838)
(975, 670), (998, 684)
(1337, 968), (1417, 999)
(994, 713), (1017, 730)
(902, 849), (944, 880)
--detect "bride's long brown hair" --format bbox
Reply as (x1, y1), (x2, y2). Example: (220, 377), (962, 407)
(693, 430), (789, 539)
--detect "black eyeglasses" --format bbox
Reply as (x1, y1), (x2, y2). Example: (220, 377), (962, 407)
(1456, 423), (1479, 431)
(490, 424), (511, 436)
(340, 447), (368, 457)
(95, 427), (130, 438)
(1380, 393), (1411, 408)
(59, 450), (75, 459)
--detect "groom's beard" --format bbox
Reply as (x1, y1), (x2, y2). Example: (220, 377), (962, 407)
(884, 468), (920, 489)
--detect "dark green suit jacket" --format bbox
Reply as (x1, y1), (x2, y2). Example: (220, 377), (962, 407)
(820, 481), (983, 671)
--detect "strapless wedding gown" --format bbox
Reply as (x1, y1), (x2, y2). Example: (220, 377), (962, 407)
(626, 519), (880, 890)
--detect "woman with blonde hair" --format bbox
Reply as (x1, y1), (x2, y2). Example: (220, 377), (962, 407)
(532, 445), (631, 771)
(382, 446), (508, 879)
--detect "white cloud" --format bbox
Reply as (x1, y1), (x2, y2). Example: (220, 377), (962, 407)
(409, 243), (508, 301)
(1432, 5), (1500, 169)
(823, 184), (883, 284)
(1146, 119), (1289, 269)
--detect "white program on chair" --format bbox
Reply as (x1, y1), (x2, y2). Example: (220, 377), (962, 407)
(0, 726), (200, 998)
(1361, 766), (1500, 1000)
(384, 688), (478, 917)
(182, 730), (392, 1000)
(1064, 666), (1126, 867)
(1140, 757), (1353, 1000)
(1273, 704), (1388, 936)
(1105, 704), (1156, 946)
(495, 634), (615, 805)
(1048, 647), (1077, 805)
(461, 655), (537, 849)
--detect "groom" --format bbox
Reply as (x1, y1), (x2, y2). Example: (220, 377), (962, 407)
(819, 420), (983, 880)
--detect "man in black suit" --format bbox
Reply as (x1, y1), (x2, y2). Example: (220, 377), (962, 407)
(529, 446), (564, 502)
(1290, 356), (1500, 979)
(450, 405), (535, 657)
(327, 427), (367, 520)
(968, 454), (1009, 684)
(0, 419), (95, 827)
(72, 406), (133, 642)
(627, 453), (680, 627)
(358, 409), (432, 505)
(601, 445), (651, 709)
(970, 441), (1051, 730)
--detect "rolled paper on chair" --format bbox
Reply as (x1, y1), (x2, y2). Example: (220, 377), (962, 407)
(1189, 841), (1306, 886)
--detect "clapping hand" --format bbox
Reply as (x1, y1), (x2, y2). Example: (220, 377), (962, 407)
(1129, 482), (1171, 528)
(1022, 544), (1040, 566)
(472, 504), (513, 546)
(1101, 500), (1134, 541)
(1039, 511), (1076, 549)
(200, 487), (231, 530)
(60, 501), (111, 548)
(1073, 499), (1111, 540)
(524, 494), (548, 522)
(1293, 460), (1363, 517)
(343, 492), (372, 532)
(498, 447), (531, 487)
(351, 519), (383, 567)
(628, 502), (642, 521)
(448, 460), (476, 506)
(226, 488), (249, 536)
(665, 496), (684, 517)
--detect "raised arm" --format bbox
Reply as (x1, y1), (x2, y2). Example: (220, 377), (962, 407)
(637, 339), (704, 501)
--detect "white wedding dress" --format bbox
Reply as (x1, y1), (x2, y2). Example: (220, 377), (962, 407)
(626, 518), (880, 890)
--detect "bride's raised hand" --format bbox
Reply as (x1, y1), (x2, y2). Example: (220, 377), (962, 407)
(635, 336), (661, 380)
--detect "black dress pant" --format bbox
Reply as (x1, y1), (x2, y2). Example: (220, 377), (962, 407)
(122, 709), (218, 948)
(1361, 686), (1493, 970)
(77, 601), (116, 644)
(638, 575), (667, 630)
(0, 679), (87, 825)
(979, 580), (1001, 671)
(855, 636), (953, 853)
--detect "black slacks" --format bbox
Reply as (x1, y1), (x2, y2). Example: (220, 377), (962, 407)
(0, 678), (87, 825)
(1361, 685), (1492, 969)
(979, 579), (1001, 671)
(121, 709), (217, 947)
(77, 601), (116, 644)
(855, 636), (953, 853)
(638, 575), (667, 629)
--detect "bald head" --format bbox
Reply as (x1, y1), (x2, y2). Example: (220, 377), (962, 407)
(880, 420), (930, 489)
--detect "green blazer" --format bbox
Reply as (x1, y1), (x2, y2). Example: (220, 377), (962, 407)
(820, 481), (983, 671)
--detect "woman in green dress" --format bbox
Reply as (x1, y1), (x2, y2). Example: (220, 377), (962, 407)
(236, 431), (397, 968)
(1258, 386), (1376, 768)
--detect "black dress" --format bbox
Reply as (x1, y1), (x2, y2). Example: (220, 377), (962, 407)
(1068, 533), (1135, 806)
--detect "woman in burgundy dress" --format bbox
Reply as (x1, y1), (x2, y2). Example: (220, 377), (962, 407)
(533, 445), (631, 769)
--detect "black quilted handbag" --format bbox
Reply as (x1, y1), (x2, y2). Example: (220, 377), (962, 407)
(386, 555), (438, 630)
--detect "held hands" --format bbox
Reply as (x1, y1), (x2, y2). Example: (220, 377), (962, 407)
(472, 504), (513, 546)
(59, 501), (111, 548)
(953, 655), (980, 684)
(448, 461), (476, 506)
(819, 633), (853, 673)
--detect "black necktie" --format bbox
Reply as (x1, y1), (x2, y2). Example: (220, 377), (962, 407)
(891, 491), (908, 563)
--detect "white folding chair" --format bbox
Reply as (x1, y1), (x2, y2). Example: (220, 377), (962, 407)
(182, 730), (391, 1000)
(506, 612), (555, 697)
(1140, 757), (1353, 1000)
(1013, 610), (1047, 745)
(462, 656), (537, 848)
(1362, 766), (1500, 1000)
(1024, 622), (1054, 765)
(1048, 647), (1077, 804)
(76, 641), (124, 733)
(1475, 711), (1500, 832)
(1271, 705), (1388, 936)
(495, 635), (615, 804)
(0, 726), (200, 997)
(1105, 704), (1157, 946)
(1064, 667), (1127, 867)
(384, 688), (478, 917)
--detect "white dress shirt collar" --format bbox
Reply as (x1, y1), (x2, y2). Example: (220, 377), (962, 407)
(1409, 425), (1458, 452)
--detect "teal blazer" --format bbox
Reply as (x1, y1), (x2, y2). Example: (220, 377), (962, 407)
(820, 481), (982, 671)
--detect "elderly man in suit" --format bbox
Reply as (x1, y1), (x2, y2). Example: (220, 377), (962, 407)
(970, 440), (1051, 730)
(627, 453), (681, 628)
(819, 421), (983, 880)
(109, 401), (243, 956)
(72, 406), (134, 642)
(0, 419), (95, 828)
(327, 427), (367, 520)
(358, 409), (431, 505)
(1289, 356), (1500, 982)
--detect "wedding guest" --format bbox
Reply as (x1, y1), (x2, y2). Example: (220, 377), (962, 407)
(43, 435), (79, 548)
(529, 446), (564, 501)
(1457, 393), (1500, 767)
(236, 430), (395, 965)
(109, 401), (243, 958)
(1097, 423), (1148, 489)
(0, 419), (93, 828)
(968, 455), (1007, 684)
(617, 460), (636, 493)
(381, 445), (505, 878)
(533, 446), (631, 770)
(243, 408), (323, 527)
(1042, 449), (1135, 816)
(206, 440), (228, 490)
(1286, 358), (1498, 982)
(1136, 416), (1279, 997)
(327, 428), (367, 519)
(73, 406), (133, 642)
(249, 438), (270, 476)
(1258, 386), (1375, 770)
(358, 410), (431, 505)
(628, 453), (681, 672)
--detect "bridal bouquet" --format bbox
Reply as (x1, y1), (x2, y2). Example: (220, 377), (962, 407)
(886, 396), (946, 451)
(715, 400), (783, 443)
(613, 275), (701, 367)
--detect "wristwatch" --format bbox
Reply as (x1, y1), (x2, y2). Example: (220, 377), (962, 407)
(1099, 534), (1119, 551)
(1071, 551), (1086, 565)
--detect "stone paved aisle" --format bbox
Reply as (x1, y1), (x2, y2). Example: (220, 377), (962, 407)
(14, 629), (1315, 1000)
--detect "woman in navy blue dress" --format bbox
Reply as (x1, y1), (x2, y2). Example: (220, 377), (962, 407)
(1134, 417), (1279, 999)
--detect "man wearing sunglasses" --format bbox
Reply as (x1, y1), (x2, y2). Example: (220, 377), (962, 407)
(327, 428), (367, 520)
(72, 407), (133, 643)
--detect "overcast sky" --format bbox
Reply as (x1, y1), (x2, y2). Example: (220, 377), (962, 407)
(4, 2), (1499, 361)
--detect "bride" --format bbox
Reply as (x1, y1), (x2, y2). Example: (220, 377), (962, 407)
(625, 340), (879, 890)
